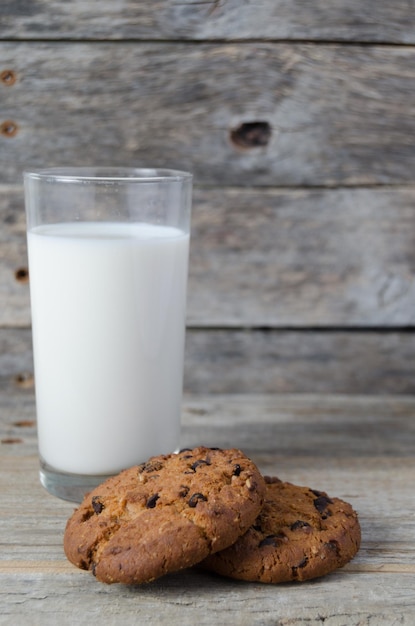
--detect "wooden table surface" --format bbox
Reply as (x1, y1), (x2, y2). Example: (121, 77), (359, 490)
(1, 389), (415, 625)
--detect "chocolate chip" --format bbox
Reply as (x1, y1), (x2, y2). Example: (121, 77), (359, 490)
(146, 494), (160, 508)
(179, 447), (193, 452)
(259, 535), (281, 548)
(290, 520), (312, 531)
(191, 459), (211, 471)
(188, 492), (207, 508)
(291, 556), (309, 579)
(91, 496), (104, 515)
(232, 464), (242, 476)
(179, 485), (190, 498)
(313, 495), (333, 516)
(325, 540), (340, 555)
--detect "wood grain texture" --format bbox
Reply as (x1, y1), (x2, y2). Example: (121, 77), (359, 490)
(2, 185), (415, 328)
(189, 187), (415, 327)
(1, 392), (415, 624)
(2, 327), (414, 394)
(2, 43), (415, 186)
(1, 1), (415, 617)
(1, 0), (415, 43)
(0, 186), (29, 327)
(184, 329), (415, 394)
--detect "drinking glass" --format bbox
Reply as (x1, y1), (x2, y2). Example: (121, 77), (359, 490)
(24, 167), (192, 502)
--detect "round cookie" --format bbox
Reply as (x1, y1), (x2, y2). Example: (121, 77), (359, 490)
(202, 476), (361, 583)
(63, 446), (266, 584)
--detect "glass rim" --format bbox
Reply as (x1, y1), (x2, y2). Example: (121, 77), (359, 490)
(23, 167), (193, 184)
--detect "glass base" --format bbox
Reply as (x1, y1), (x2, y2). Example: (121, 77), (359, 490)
(40, 460), (114, 503)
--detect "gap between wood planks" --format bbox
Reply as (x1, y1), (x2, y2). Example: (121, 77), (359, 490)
(185, 326), (415, 332)
(1, 38), (415, 47)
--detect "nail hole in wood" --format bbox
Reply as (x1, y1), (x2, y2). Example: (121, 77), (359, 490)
(1, 120), (18, 137)
(15, 267), (29, 283)
(1, 70), (17, 86)
(14, 373), (34, 388)
(230, 121), (272, 149)
(1, 438), (23, 445)
(13, 420), (35, 427)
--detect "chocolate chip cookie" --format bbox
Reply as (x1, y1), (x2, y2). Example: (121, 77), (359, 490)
(202, 476), (361, 583)
(63, 446), (266, 584)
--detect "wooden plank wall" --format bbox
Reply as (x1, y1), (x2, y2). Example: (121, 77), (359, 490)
(1, 1), (415, 394)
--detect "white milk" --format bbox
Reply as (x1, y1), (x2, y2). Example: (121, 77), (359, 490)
(27, 221), (190, 475)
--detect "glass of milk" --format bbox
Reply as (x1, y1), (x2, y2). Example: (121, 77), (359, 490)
(24, 167), (192, 502)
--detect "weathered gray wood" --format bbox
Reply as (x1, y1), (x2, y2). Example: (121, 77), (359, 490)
(2, 43), (415, 186)
(1, 392), (415, 624)
(2, 327), (415, 394)
(2, 185), (415, 328)
(0, 185), (29, 327)
(184, 329), (415, 394)
(0, 328), (33, 382)
(189, 186), (415, 327)
(1, 0), (415, 44)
